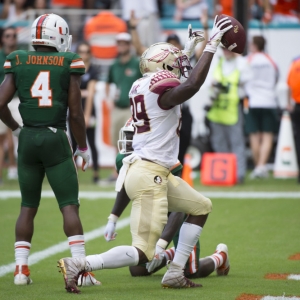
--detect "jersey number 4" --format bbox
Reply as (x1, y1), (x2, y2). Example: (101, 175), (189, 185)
(30, 71), (52, 107)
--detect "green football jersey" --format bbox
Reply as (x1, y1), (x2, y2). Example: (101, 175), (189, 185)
(4, 50), (85, 130)
(115, 153), (183, 176)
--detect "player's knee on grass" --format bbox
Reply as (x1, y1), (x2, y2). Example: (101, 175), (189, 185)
(129, 265), (151, 277)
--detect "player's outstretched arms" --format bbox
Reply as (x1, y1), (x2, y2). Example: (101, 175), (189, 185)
(160, 16), (233, 109)
(104, 186), (131, 241)
(0, 74), (20, 132)
(68, 74), (87, 149)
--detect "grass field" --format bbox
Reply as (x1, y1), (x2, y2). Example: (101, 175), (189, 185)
(0, 169), (300, 300)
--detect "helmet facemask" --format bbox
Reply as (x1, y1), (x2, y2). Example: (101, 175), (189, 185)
(117, 118), (135, 154)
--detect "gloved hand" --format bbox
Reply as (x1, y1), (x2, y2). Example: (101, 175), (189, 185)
(12, 126), (22, 137)
(74, 147), (90, 171)
(204, 15), (233, 54)
(146, 239), (168, 273)
(104, 214), (118, 242)
(182, 24), (205, 59)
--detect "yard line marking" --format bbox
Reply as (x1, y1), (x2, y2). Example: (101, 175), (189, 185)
(0, 217), (130, 277)
(289, 253), (300, 260)
(265, 273), (300, 280)
(1, 190), (300, 200)
(236, 294), (300, 300)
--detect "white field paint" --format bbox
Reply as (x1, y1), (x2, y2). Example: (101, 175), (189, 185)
(1, 190), (300, 200)
(262, 297), (300, 300)
(288, 274), (300, 280)
(0, 217), (130, 277)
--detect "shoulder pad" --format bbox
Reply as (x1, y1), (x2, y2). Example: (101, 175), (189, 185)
(149, 70), (181, 95)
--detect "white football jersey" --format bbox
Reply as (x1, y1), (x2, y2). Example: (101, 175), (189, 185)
(129, 70), (182, 168)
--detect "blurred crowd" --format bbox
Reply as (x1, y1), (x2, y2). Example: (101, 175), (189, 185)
(0, 0), (299, 186)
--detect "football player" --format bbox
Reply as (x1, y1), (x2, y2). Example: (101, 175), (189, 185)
(57, 16), (233, 293)
(0, 14), (100, 286)
(107, 119), (229, 279)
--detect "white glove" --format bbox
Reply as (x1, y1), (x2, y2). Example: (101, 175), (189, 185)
(204, 15), (233, 54)
(12, 126), (22, 137)
(146, 239), (168, 273)
(104, 214), (118, 242)
(182, 24), (205, 59)
(74, 147), (90, 171)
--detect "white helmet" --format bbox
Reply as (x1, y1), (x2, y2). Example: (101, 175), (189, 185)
(139, 42), (192, 78)
(118, 118), (135, 154)
(31, 14), (72, 52)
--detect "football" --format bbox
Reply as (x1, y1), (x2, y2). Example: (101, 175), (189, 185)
(216, 14), (246, 54)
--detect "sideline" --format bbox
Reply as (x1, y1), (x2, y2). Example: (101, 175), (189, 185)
(0, 217), (130, 277)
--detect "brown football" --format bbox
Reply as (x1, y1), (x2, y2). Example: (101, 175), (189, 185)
(216, 14), (246, 54)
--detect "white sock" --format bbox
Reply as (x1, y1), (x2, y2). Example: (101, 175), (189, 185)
(209, 252), (225, 269)
(15, 241), (31, 265)
(68, 235), (86, 258)
(173, 222), (202, 268)
(86, 246), (139, 271)
(165, 247), (175, 261)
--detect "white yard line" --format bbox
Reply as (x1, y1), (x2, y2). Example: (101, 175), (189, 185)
(262, 297), (300, 300)
(0, 217), (130, 277)
(0, 190), (300, 200)
(288, 274), (300, 280)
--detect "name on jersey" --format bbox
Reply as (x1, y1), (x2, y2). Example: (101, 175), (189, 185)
(16, 55), (64, 66)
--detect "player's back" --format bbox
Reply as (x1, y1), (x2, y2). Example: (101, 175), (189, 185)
(129, 71), (181, 168)
(5, 50), (85, 129)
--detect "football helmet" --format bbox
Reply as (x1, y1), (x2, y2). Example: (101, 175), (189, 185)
(118, 118), (135, 154)
(31, 14), (72, 52)
(139, 42), (192, 78)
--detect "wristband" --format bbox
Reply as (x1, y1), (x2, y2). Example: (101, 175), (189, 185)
(108, 214), (119, 223)
(157, 238), (168, 250)
(78, 146), (88, 152)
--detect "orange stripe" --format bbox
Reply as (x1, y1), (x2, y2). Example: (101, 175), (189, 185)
(69, 240), (85, 245)
(36, 15), (48, 39)
(4, 66), (11, 69)
(72, 59), (83, 62)
(15, 246), (30, 249)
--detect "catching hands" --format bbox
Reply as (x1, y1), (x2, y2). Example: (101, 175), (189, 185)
(204, 15), (233, 53)
(74, 147), (90, 171)
(182, 24), (205, 59)
(104, 214), (118, 242)
(146, 239), (168, 273)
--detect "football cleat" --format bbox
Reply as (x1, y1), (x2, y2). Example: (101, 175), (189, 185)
(215, 243), (230, 276)
(78, 272), (101, 286)
(57, 257), (86, 293)
(14, 265), (33, 285)
(161, 261), (202, 289)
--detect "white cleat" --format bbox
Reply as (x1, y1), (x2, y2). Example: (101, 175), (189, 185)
(215, 243), (230, 276)
(161, 261), (202, 289)
(14, 265), (33, 285)
(57, 257), (86, 293)
(78, 272), (101, 286)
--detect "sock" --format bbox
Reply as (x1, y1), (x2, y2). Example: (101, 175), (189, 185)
(86, 246), (139, 271)
(165, 247), (175, 261)
(209, 252), (226, 270)
(15, 241), (31, 266)
(172, 222), (202, 268)
(68, 235), (86, 258)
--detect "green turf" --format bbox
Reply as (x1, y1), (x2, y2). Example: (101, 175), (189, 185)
(0, 168), (300, 299)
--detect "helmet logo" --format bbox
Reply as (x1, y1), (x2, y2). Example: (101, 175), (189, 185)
(149, 49), (169, 63)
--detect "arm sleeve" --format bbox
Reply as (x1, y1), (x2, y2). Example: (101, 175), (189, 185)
(4, 52), (16, 74)
(69, 53), (85, 75)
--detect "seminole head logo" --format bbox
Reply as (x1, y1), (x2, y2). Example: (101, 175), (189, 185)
(234, 25), (239, 33)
